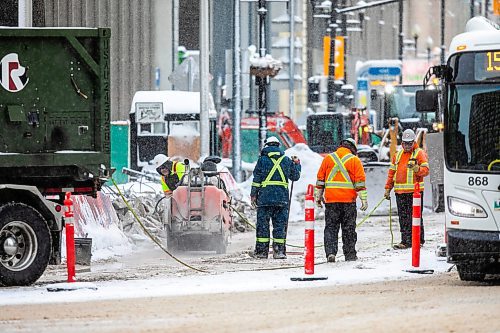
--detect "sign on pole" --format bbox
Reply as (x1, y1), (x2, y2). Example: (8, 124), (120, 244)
(334, 36), (345, 80)
(323, 36), (331, 76)
(323, 36), (345, 80)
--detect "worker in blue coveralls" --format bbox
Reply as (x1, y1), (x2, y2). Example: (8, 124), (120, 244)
(250, 136), (301, 259)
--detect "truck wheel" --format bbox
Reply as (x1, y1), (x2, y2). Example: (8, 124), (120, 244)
(457, 264), (486, 282)
(0, 203), (51, 286)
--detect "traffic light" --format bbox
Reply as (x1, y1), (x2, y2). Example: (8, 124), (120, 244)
(308, 78), (320, 103)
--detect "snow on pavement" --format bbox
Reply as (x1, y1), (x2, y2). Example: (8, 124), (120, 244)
(0, 246), (450, 306)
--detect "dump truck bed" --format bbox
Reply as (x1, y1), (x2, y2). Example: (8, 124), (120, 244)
(0, 28), (111, 195)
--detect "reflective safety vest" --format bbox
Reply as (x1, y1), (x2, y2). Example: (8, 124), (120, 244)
(317, 148), (366, 203)
(161, 161), (186, 193)
(252, 153), (288, 189)
(325, 152), (356, 189)
(392, 148), (426, 192)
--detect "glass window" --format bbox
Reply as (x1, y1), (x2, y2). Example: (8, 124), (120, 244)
(445, 84), (500, 173)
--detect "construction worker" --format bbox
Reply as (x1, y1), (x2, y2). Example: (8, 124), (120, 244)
(316, 138), (368, 263)
(153, 154), (186, 196)
(384, 129), (429, 249)
(250, 136), (301, 259)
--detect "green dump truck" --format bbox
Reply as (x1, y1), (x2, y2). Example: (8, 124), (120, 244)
(0, 28), (111, 286)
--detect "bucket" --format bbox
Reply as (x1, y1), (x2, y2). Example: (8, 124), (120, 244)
(74, 238), (92, 266)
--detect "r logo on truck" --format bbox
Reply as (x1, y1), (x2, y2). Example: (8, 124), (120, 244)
(0, 53), (29, 92)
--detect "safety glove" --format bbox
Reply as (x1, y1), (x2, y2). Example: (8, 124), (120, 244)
(315, 189), (325, 208)
(407, 159), (419, 173)
(251, 196), (257, 209)
(359, 190), (368, 211)
(384, 188), (391, 200)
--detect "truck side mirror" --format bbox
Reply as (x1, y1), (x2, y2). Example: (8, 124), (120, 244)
(416, 89), (438, 112)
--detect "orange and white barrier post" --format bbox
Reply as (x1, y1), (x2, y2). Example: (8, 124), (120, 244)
(304, 184), (315, 274)
(291, 184), (328, 281)
(64, 192), (76, 283)
(412, 183), (421, 267)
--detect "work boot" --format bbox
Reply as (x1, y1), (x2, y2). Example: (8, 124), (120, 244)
(345, 255), (358, 262)
(251, 241), (269, 259)
(327, 254), (336, 263)
(250, 251), (268, 259)
(272, 243), (287, 259)
(393, 243), (410, 250)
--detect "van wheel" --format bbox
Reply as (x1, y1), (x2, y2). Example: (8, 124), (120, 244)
(0, 203), (51, 286)
(457, 264), (486, 282)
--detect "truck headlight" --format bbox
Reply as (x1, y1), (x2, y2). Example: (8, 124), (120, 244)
(447, 196), (487, 218)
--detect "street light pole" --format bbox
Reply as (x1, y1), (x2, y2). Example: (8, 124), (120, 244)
(327, 0), (338, 113)
(412, 24), (420, 58)
(289, 0), (295, 120)
(232, 0), (242, 182)
(398, 0), (403, 84)
(199, 0), (210, 158)
(440, 0), (446, 64)
(257, 0), (268, 150)
(426, 36), (433, 64)
(341, 0), (347, 82)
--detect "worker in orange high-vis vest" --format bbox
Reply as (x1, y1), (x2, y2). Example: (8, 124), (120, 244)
(384, 129), (429, 250)
(316, 138), (368, 263)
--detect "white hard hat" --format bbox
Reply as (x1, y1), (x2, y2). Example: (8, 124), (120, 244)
(402, 129), (416, 142)
(152, 154), (169, 167)
(342, 138), (357, 149)
(264, 136), (280, 147)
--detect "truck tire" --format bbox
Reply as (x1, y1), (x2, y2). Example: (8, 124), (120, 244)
(457, 264), (486, 282)
(0, 203), (51, 286)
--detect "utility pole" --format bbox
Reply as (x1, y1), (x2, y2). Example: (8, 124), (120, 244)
(232, 0), (242, 182)
(200, 0), (210, 158)
(398, 0), (403, 83)
(257, 0), (268, 150)
(327, 0), (338, 112)
(289, 0), (295, 120)
(172, 0), (179, 70)
(341, 0), (347, 82)
(18, 0), (32, 27)
(440, 0), (445, 64)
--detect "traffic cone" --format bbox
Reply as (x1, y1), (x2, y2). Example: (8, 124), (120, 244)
(291, 185), (328, 281)
(404, 183), (434, 275)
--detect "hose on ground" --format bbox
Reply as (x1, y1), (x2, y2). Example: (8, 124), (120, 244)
(112, 178), (208, 273)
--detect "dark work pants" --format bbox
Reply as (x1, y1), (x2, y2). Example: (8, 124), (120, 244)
(324, 202), (357, 259)
(395, 192), (424, 246)
(256, 205), (289, 252)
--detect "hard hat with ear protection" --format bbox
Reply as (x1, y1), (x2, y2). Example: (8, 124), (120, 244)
(264, 136), (280, 147)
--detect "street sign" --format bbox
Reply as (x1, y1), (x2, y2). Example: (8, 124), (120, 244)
(368, 67), (401, 76)
(357, 79), (368, 90)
